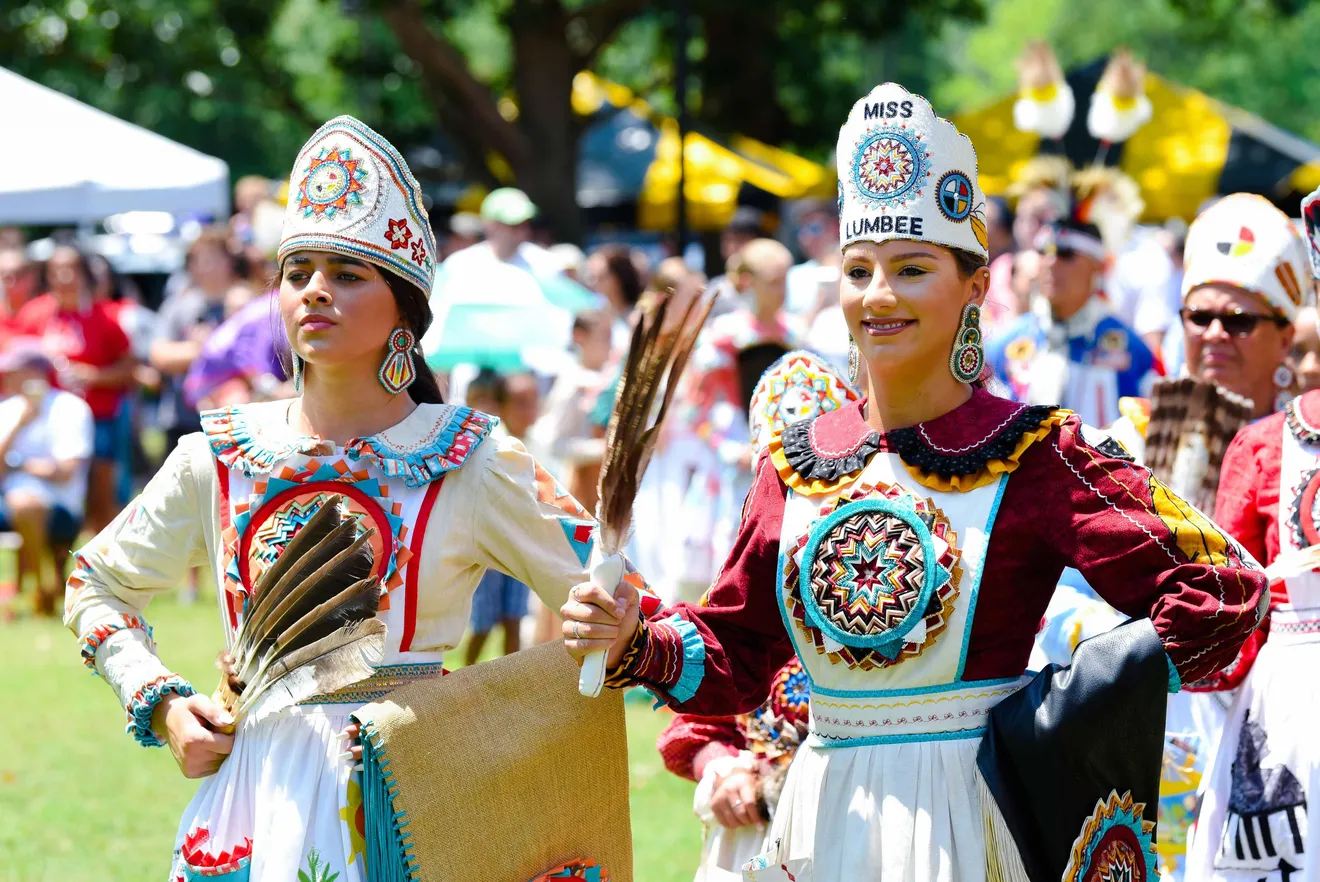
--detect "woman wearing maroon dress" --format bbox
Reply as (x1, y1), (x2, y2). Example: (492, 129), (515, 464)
(563, 82), (1265, 882)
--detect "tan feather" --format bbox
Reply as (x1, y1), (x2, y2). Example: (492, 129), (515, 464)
(235, 618), (387, 720)
(596, 289), (716, 552)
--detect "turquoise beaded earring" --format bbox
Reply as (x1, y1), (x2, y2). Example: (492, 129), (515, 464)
(949, 303), (984, 384)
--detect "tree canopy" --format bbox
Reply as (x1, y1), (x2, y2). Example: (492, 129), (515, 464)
(3, 0), (1317, 238)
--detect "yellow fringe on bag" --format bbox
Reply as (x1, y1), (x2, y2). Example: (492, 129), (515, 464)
(978, 769), (1033, 882)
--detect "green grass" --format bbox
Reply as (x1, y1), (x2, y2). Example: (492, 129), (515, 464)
(0, 595), (703, 881)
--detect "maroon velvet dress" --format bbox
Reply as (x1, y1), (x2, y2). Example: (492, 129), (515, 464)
(611, 387), (1266, 880)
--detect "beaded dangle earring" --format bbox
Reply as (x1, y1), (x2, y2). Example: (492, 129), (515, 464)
(848, 335), (861, 389)
(1275, 362), (1297, 412)
(949, 303), (985, 384)
(291, 353), (304, 394)
(378, 327), (418, 395)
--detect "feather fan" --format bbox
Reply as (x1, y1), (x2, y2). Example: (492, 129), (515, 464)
(216, 494), (386, 724)
(579, 287), (715, 696)
(1144, 377), (1253, 513)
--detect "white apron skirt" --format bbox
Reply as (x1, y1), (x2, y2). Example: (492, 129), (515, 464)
(1186, 610), (1320, 882)
(168, 703), (363, 882)
(758, 737), (986, 882)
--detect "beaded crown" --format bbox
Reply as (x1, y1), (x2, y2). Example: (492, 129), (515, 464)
(836, 82), (988, 259)
(1183, 193), (1311, 320)
(278, 115), (437, 297)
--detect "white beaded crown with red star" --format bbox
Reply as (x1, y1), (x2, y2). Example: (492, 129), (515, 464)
(278, 115), (437, 295)
(837, 83), (988, 260)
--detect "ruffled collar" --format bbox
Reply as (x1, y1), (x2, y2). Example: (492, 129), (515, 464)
(768, 387), (1070, 494)
(1285, 391), (1320, 445)
(202, 399), (499, 487)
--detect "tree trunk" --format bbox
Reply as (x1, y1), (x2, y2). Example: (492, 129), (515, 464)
(696, 4), (791, 143)
(508, 16), (584, 244)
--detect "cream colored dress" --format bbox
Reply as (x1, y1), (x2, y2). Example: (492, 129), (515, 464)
(65, 400), (599, 881)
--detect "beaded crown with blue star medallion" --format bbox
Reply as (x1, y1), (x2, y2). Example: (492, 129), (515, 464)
(838, 82), (989, 258)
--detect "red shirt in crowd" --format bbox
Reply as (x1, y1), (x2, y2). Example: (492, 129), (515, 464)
(15, 293), (131, 420)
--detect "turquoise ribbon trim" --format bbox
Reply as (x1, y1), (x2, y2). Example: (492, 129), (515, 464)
(356, 719), (421, 882)
(1166, 654), (1182, 694)
(663, 614), (706, 704)
(127, 675), (196, 747)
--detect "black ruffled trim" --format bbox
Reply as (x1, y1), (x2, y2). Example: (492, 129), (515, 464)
(1286, 398), (1320, 445)
(781, 418), (882, 484)
(888, 403), (1059, 479)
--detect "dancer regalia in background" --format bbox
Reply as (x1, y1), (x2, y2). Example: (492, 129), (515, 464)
(670, 241), (803, 603)
(564, 82), (1267, 882)
(65, 117), (632, 881)
(1082, 191), (1311, 881)
(1185, 186), (1320, 882)
(986, 163), (1155, 430)
(659, 350), (855, 881)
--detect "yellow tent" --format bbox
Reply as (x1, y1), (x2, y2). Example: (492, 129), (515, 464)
(571, 71), (836, 231)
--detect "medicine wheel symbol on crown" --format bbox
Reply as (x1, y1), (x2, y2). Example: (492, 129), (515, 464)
(850, 127), (930, 208)
(937, 171), (973, 222)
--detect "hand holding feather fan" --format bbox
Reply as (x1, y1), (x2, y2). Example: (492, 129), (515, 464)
(214, 495), (388, 727)
(578, 287), (715, 696)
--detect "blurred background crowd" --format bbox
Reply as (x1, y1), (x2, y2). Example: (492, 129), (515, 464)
(10, 1), (1320, 877)
(2, 0), (1320, 661)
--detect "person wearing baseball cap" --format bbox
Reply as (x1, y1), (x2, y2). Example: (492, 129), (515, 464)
(441, 186), (560, 278)
(564, 81), (1263, 882)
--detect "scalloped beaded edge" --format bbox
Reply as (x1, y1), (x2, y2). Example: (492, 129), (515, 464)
(202, 406), (326, 478)
(80, 614), (154, 674)
(126, 674), (196, 747)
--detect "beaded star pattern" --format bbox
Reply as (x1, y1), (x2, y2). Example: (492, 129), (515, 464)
(783, 478), (961, 670)
(850, 125), (931, 210)
(297, 146), (368, 220)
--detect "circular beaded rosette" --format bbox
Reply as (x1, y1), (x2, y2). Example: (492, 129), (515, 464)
(783, 480), (960, 670)
(749, 350), (858, 456)
(850, 126), (931, 210)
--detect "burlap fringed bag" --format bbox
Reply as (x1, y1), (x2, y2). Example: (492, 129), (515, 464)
(353, 641), (632, 882)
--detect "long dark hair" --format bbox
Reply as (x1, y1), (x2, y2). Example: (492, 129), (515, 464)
(275, 261), (445, 405)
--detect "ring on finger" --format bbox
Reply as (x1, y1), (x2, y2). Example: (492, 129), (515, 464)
(572, 621), (582, 640)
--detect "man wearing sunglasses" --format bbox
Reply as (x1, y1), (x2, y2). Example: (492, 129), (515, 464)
(1175, 194), (1309, 421)
(987, 191), (1154, 429)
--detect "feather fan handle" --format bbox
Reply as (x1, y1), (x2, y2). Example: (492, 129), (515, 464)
(580, 288), (715, 697)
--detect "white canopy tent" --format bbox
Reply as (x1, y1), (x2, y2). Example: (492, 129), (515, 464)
(0, 66), (230, 224)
